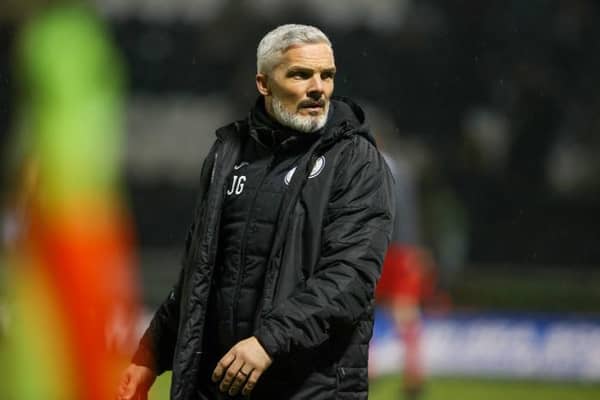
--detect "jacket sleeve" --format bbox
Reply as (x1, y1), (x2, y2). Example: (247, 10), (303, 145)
(254, 137), (395, 359)
(131, 143), (217, 373)
(131, 209), (200, 373)
(131, 267), (183, 373)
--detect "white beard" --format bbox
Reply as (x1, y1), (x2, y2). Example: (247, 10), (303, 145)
(272, 96), (329, 133)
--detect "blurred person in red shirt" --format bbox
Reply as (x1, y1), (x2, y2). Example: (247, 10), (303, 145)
(376, 154), (439, 400)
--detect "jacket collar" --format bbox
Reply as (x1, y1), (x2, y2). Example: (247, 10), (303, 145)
(246, 96), (332, 152)
(216, 96), (375, 151)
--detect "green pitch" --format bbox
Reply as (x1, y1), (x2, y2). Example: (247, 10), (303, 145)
(369, 375), (600, 400)
(149, 373), (600, 399)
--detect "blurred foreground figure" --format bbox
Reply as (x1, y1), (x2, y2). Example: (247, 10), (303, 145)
(375, 156), (438, 400)
(118, 24), (394, 399)
(1, 4), (139, 400)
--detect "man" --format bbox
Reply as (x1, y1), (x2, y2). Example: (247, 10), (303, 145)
(118, 24), (394, 399)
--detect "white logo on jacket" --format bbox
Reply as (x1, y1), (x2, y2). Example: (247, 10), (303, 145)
(226, 162), (249, 196)
(284, 156), (326, 185)
(227, 175), (246, 195)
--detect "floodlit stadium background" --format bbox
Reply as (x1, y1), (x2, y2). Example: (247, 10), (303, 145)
(1, 1), (599, 399)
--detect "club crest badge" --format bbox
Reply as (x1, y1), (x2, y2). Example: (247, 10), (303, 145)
(309, 156), (326, 178)
(284, 156), (326, 185)
(284, 167), (297, 185)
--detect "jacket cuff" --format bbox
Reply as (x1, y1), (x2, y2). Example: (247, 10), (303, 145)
(131, 344), (158, 373)
(254, 325), (280, 360)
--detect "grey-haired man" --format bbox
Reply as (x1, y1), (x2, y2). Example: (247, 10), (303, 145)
(118, 24), (394, 400)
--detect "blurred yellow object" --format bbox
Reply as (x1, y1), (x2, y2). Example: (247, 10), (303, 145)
(4, 258), (78, 400)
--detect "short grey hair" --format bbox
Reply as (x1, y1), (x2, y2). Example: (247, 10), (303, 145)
(256, 24), (332, 74)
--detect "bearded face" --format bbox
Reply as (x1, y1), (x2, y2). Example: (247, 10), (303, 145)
(256, 43), (336, 133)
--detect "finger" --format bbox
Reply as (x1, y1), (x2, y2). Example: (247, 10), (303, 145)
(228, 366), (252, 397)
(212, 352), (235, 383)
(116, 375), (129, 396)
(219, 358), (244, 393)
(241, 369), (262, 397)
(117, 391), (133, 400)
(240, 366), (254, 377)
(118, 380), (135, 400)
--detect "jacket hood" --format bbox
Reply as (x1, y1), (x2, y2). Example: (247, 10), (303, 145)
(324, 96), (375, 146)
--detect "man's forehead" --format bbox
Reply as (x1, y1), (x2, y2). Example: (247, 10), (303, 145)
(279, 43), (335, 69)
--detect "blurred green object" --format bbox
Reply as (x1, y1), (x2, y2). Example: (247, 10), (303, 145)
(149, 373), (171, 400)
(149, 373), (600, 400)
(16, 3), (125, 206)
(450, 267), (600, 313)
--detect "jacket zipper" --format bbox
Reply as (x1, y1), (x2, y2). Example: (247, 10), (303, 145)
(180, 148), (224, 399)
(194, 149), (224, 335)
(232, 154), (277, 340)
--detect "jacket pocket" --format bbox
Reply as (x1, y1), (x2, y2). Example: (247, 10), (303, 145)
(272, 206), (307, 303)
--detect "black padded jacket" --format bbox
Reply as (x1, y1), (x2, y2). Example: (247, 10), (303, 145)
(133, 97), (395, 399)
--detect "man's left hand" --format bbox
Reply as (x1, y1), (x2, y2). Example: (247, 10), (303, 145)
(212, 336), (273, 397)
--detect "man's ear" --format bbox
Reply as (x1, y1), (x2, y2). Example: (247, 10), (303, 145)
(256, 74), (270, 96)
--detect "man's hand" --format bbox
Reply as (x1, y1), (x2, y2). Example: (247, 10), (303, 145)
(116, 363), (157, 400)
(212, 336), (273, 397)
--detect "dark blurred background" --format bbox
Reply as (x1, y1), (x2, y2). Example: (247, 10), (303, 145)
(2, 1), (600, 396)
(1, 0), (600, 309)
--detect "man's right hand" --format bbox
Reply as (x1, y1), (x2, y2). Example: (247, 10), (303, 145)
(116, 363), (157, 400)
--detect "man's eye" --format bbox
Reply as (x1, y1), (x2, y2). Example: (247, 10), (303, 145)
(322, 72), (335, 80)
(290, 71), (310, 79)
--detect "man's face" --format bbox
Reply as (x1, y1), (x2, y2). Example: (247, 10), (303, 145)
(257, 43), (336, 132)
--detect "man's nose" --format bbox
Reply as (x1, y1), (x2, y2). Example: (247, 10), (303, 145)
(307, 76), (324, 99)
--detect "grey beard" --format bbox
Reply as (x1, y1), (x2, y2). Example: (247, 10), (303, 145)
(272, 97), (329, 133)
